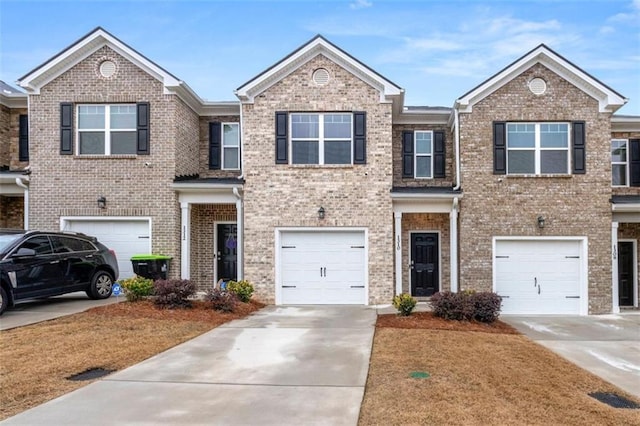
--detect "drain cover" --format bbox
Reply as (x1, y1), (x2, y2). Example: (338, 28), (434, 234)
(589, 392), (640, 409)
(410, 371), (430, 379)
(67, 368), (115, 381)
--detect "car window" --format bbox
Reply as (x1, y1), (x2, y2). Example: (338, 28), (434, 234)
(51, 236), (96, 253)
(19, 236), (53, 255)
(0, 234), (23, 252)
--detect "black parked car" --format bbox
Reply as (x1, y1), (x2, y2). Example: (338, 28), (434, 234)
(0, 229), (119, 315)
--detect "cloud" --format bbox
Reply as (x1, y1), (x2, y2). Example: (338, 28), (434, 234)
(350, 0), (372, 10)
(606, 0), (640, 24)
(599, 26), (615, 35)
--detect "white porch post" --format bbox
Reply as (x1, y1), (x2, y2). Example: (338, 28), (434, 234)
(450, 198), (459, 292)
(235, 196), (244, 281)
(180, 202), (191, 279)
(612, 221), (620, 314)
(394, 211), (403, 296)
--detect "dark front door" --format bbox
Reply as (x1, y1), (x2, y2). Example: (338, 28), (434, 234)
(618, 241), (635, 307)
(217, 224), (237, 282)
(411, 233), (439, 297)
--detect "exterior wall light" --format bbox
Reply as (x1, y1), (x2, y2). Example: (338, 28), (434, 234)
(97, 196), (107, 209)
(318, 207), (325, 219)
(537, 215), (545, 229)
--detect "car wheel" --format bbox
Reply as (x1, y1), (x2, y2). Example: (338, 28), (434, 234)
(87, 271), (114, 300)
(0, 287), (8, 315)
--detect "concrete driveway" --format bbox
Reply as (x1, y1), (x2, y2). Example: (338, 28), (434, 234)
(0, 291), (124, 330)
(1, 305), (376, 426)
(503, 314), (640, 399)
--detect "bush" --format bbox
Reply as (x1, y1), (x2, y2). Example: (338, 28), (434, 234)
(226, 280), (254, 303)
(153, 279), (196, 309)
(430, 291), (501, 323)
(119, 276), (154, 302)
(205, 288), (239, 312)
(392, 293), (417, 316)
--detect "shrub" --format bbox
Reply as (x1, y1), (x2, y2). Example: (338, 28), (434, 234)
(392, 293), (417, 316)
(205, 288), (239, 312)
(153, 279), (196, 309)
(119, 276), (154, 302)
(430, 291), (502, 323)
(226, 280), (254, 303)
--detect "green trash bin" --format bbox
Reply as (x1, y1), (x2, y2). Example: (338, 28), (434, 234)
(130, 254), (172, 280)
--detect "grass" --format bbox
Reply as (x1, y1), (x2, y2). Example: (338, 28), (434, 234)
(2, 303), (639, 424)
(359, 313), (640, 425)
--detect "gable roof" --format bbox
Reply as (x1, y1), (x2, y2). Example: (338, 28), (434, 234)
(455, 44), (627, 113)
(235, 35), (403, 104)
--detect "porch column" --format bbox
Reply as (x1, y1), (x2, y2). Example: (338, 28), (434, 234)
(235, 196), (244, 281)
(394, 211), (403, 296)
(450, 197), (459, 292)
(612, 221), (619, 314)
(180, 202), (192, 279)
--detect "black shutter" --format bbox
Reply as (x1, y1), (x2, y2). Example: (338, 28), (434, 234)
(136, 102), (150, 155)
(209, 122), (221, 170)
(630, 139), (640, 187)
(353, 111), (366, 164)
(493, 122), (506, 174)
(18, 114), (29, 161)
(572, 121), (586, 174)
(402, 131), (414, 178)
(275, 111), (288, 164)
(60, 103), (73, 155)
(433, 131), (445, 178)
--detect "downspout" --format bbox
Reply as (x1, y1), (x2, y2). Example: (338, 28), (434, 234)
(15, 177), (29, 230)
(233, 187), (244, 281)
(453, 107), (461, 191)
(237, 101), (245, 180)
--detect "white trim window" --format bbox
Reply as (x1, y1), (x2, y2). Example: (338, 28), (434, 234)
(506, 123), (570, 175)
(77, 104), (137, 155)
(222, 123), (240, 170)
(290, 113), (352, 165)
(415, 131), (433, 178)
(612, 139), (629, 186)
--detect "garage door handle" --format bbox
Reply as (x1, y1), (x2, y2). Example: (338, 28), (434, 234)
(138, 236), (150, 239)
(565, 296), (580, 299)
(350, 285), (365, 288)
(565, 256), (579, 259)
(282, 285), (296, 288)
(500, 295), (510, 299)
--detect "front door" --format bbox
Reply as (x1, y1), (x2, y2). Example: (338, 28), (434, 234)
(216, 224), (237, 282)
(618, 241), (635, 307)
(411, 233), (439, 297)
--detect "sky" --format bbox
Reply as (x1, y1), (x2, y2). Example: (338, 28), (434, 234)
(1, 0), (639, 114)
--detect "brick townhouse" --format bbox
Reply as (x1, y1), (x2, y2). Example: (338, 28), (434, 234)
(1, 27), (638, 314)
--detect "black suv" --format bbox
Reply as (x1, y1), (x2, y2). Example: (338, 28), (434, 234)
(0, 229), (119, 314)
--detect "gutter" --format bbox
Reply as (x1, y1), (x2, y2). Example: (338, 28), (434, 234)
(453, 107), (461, 191)
(233, 187), (244, 281)
(15, 177), (29, 229)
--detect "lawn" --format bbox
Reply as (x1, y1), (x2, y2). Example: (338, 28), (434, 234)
(359, 312), (640, 425)
(2, 303), (639, 424)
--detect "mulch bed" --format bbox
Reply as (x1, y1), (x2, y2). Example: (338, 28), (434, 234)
(376, 311), (519, 334)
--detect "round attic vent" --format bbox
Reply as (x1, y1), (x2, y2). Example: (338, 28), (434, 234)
(99, 60), (116, 78)
(312, 68), (330, 85)
(529, 77), (547, 95)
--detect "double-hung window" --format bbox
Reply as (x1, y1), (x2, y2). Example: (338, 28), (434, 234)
(291, 113), (352, 165)
(77, 105), (137, 155)
(222, 123), (240, 169)
(612, 139), (628, 186)
(415, 131), (433, 178)
(506, 123), (569, 175)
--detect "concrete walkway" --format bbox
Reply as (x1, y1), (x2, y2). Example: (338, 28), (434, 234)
(503, 314), (640, 399)
(1, 305), (376, 426)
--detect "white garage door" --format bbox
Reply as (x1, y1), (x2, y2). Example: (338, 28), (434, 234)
(65, 219), (151, 280)
(495, 240), (582, 314)
(280, 231), (366, 304)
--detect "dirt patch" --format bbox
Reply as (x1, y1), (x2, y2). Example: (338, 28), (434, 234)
(0, 299), (264, 420)
(360, 315), (640, 425)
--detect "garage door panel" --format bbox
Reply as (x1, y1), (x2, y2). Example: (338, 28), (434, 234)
(496, 240), (582, 315)
(280, 231), (366, 305)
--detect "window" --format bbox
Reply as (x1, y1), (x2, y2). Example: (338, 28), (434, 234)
(290, 113), (352, 165)
(415, 131), (433, 178)
(506, 123), (569, 175)
(77, 105), (137, 155)
(51, 236), (96, 253)
(19, 236), (52, 255)
(612, 139), (629, 186)
(222, 123), (240, 169)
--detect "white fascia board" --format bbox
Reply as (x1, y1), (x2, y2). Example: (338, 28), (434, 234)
(0, 93), (28, 108)
(612, 116), (640, 133)
(612, 203), (640, 213)
(394, 109), (452, 125)
(172, 182), (243, 192)
(390, 192), (461, 200)
(236, 37), (402, 104)
(456, 46), (627, 114)
(200, 101), (241, 117)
